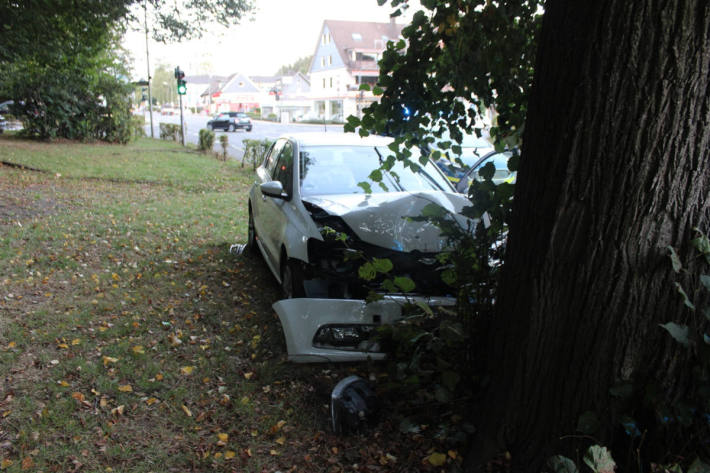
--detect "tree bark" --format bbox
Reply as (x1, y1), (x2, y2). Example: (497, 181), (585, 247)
(477, 0), (710, 470)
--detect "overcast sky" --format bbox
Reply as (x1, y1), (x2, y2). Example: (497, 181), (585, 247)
(122, 0), (421, 79)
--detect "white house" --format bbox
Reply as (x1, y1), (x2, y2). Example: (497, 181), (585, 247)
(308, 19), (404, 121)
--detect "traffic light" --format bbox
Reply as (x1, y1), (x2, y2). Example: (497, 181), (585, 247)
(175, 66), (186, 95)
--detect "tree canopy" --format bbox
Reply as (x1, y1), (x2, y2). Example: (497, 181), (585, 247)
(0, 0), (254, 141)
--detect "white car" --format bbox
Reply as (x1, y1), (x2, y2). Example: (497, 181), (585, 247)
(247, 132), (476, 362)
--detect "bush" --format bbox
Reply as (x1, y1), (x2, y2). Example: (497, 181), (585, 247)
(242, 138), (273, 169)
(198, 128), (215, 152)
(266, 113), (278, 122)
(159, 123), (182, 142)
(218, 134), (228, 161)
(130, 116), (146, 140)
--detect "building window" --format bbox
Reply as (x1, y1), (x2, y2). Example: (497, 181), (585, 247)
(328, 55), (332, 65)
(329, 77), (333, 88)
(320, 57), (325, 67)
(352, 32), (362, 41)
(322, 78), (326, 88)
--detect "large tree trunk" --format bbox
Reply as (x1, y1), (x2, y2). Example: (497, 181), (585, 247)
(476, 0), (710, 470)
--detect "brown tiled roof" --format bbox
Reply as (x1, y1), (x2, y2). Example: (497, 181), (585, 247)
(324, 19), (404, 67)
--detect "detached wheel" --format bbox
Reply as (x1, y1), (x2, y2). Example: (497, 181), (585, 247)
(281, 258), (305, 299)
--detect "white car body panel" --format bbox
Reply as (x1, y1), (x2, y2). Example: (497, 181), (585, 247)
(273, 295), (456, 363)
(302, 191), (472, 253)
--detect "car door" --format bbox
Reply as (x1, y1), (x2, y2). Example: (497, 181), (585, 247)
(252, 140), (283, 253)
(258, 140), (295, 269)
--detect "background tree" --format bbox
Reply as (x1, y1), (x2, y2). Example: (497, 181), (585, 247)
(275, 55), (314, 76)
(350, 0), (710, 470)
(0, 0), (254, 141)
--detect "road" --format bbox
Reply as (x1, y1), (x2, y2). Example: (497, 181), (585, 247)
(142, 111), (344, 160)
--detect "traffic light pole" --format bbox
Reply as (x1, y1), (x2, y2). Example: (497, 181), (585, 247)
(179, 93), (185, 146)
(144, 0), (154, 138)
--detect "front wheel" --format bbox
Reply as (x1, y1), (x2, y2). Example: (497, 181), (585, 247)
(247, 126), (252, 132)
(229, 123), (236, 132)
(281, 258), (305, 299)
(246, 207), (257, 254)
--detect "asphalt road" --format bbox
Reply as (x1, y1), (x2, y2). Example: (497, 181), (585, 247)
(141, 111), (344, 161)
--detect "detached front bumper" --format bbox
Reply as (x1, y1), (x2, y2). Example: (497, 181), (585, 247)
(273, 295), (456, 363)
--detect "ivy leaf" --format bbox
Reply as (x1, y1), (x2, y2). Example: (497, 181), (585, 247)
(583, 445), (616, 473)
(369, 169), (383, 183)
(667, 246), (682, 273)
(357, 181), (372, 194)
(358, 262), (376, 281)
(545, 456), (579, 473)
(479, 161), (496, 181)
(700, 274), (710, 293)
(393, 276), (415, 292)
(372, 257), (393, 274)
(660, 322), (690, 347)
(675, 283), (695, 310)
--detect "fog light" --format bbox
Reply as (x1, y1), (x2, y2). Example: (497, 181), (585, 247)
(313, 324), (377, 350)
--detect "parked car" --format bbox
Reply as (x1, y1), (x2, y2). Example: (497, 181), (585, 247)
(0, 100), (13, 133)
(207, 112), (252, 132)
(247, 132), (476, 362)
(423, 131), (494, 184)
(455, 150), (517, 193)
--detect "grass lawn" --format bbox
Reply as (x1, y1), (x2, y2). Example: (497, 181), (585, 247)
(0, 135), (460, 473)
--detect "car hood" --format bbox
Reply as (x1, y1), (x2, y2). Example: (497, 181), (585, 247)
(303, 192), (474, 253)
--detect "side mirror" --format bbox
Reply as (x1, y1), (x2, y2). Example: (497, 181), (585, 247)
(260, 181), (286, 199)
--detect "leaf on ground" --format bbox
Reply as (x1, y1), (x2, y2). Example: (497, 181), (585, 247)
(21, 456), (33, 470)
(427, 452), (447, 466)
(181, 405), (192, 417)
(118, 384), (132, 392)
(275, 436), (285, 445)
(180, 366), (194, 375)
(102, 356), (119, 366)
(111, 405), (125, 416)
(1, 459), (13, 469)
(145, 397), (159, 406)
(583, 445), (616, 473)
(217, 433), (228, 445)
(225, 451), (236, 459)
(132, 346), (145, 354)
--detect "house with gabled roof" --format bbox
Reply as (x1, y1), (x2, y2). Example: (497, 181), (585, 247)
(308, 19), (404, 121)
(207, 73), (263, 114)
(260, 72), (311, 122)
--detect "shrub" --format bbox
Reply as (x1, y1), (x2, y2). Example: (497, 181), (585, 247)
(242, 138), (273, 169)
(130, 116), (146, 140)
(219, 134), (228, 161)
(198, 128), (215, 152)
(159, 123), (182, 142)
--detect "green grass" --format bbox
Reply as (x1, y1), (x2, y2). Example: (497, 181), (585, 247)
(0, 135), (455, 473)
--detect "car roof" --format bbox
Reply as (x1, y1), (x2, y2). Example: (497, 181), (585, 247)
(281, 132), (394, 148)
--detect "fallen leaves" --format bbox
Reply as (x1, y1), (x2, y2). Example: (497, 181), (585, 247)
(180, 366), (194, 375)
(118, 384), (133, 393)
(181, 405), (192, 417)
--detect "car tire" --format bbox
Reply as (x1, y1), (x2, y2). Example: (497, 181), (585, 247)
(224, 126), (229, 132)
(281, 257), (305, 299)
(246, 206), (258, 254)
(247, 126), (252, 132)
(229, 124), (236, 132)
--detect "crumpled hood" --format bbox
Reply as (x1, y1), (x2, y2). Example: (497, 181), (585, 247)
(303, 192), (474, 253)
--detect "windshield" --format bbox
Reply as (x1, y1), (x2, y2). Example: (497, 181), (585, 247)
(299, 145), (452, 196)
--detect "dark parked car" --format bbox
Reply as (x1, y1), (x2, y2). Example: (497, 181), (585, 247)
(207, 112), (252, 132)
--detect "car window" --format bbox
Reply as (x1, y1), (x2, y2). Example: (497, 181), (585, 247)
(472, 151), (515, 184)
(264, 140), (285, 173)
(272, 141), (294, 195)
(299, 145), (452, 196)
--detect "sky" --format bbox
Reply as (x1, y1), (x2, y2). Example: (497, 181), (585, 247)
(122, 0), (421, 80)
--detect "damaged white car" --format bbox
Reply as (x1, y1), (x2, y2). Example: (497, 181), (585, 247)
(247, 133), (475, 362)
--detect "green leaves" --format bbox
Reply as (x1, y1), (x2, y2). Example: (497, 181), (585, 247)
(660, 322), (690, 347)
(583, 446), (616, 473)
